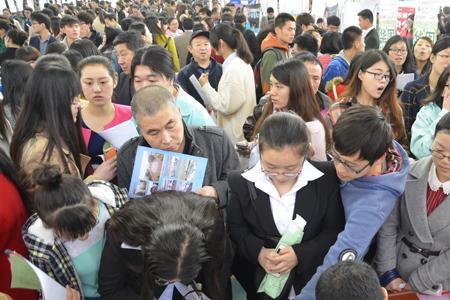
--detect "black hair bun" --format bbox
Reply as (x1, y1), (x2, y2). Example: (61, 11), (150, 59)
(32, 164), (62, 187)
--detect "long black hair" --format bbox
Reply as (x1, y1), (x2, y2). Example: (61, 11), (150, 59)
(423, 65), (450, 109)
(10, 63), (86, 176)
(382, 35), (415, 74)
(209, 23), (253, 64)
(0, 59), (33, 126)
(108, 191), (230, 300)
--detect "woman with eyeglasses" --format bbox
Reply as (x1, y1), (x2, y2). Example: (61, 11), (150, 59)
(227, 112), (345, 300)
(383, 35), (416, 77)
(327, 49), (407, 147)
(410, 65), (450, 159)
(375, 112), (450, 294)
(401, 37), (450, 144)
(22, 164), (128, 299)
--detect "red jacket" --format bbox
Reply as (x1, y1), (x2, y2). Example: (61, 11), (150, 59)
(0, 173), (37, 299)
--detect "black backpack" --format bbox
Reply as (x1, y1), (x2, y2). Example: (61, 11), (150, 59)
(253, 47), (284, 102)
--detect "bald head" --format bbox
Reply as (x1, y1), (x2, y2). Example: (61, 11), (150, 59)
(131, 85), (178, 119)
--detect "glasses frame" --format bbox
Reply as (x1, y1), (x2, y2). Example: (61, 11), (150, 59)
(260, 156), (307, 178)
(389, 48), (408, 55)
(363, 70), (392, 82)
(430, 148), (450, 161)
(328, 148), (371, 175)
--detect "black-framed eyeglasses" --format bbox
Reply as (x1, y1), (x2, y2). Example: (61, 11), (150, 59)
(328, 148), (371, 174)
(430, 148), (450, 161)
(260, 156), (306, 178)
(363, 70), (392, 82)
(389, 48), (407, 54)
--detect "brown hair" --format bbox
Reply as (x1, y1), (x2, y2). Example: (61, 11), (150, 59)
(341, 50), (406, 144)
(252, 59), (331, 149)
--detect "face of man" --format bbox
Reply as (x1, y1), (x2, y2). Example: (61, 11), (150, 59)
(327, 24), (339, 32)
(304, 61), (322, 94)
(116, 43), (134, 74)
(62, 23), (81, 40)
(136, 106), (185, 153)
(2, 10), (11, 18)
(358, 16), (370, 30)
(274, 20), (296, 45)
(189, 36), (211, 64)
(32, 21), (44, 34)
(24, 10), (31, 19)
(79, 21), (91, 38)
(331, 149), (383, 182)
(354, 36), (365, 53)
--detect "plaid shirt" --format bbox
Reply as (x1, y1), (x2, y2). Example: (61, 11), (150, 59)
(22, 181), (128, 298)
(400, 75), (431, 142)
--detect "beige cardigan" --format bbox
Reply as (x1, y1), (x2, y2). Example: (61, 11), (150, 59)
(201, 52), (256, 145)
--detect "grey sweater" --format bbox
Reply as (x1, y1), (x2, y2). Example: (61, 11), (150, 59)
(117, 124), (241, 207)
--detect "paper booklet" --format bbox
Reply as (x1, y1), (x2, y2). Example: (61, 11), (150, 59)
(396, 73), (415, 91)
(6, 250), (67, 300)
(128, 146), (208, 198)
(97, 119), (139, 149)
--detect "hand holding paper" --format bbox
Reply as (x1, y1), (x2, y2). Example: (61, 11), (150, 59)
(257, 215), (307, 299)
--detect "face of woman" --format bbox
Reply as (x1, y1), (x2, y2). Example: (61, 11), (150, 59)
(269, 75), (290, 110)
(169, 19), (178, 32)
(80, 64), (116, 106)
(414, 39), (432, 62)
(388, 40), (408, 70)
(260, 145), (305, 186)
(431, 132), (450, 182)
(359, 60), (391, 100)
(431, 47), (450, 77)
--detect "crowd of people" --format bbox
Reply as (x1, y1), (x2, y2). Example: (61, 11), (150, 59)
(1, 0), (450, 300)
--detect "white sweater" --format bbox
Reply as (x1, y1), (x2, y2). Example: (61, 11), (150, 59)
(201, 52), (256, 144)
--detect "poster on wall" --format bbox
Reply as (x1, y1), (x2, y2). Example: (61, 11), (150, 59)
(397, 6), (415, 35)
(378, 0), (399, 48)
(278, 0), (309, 16)
(414, 0), (440, 42)
(247, 4), (261, 32)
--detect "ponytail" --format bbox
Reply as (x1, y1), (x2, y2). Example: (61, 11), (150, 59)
(210, 23), (253, 65)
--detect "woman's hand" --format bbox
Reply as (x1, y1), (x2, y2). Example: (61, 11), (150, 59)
(442, 85), (450, 111)
(386, 278), (407, 293)
(199, 73), (209, 87)
(66, 287), (80, 300)
(258, 247), (278, 273)
(92, 157), (117, 181)
(268, 246), (298, 274)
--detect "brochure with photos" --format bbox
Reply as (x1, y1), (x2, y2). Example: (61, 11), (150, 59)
(128, 146), (208, 198)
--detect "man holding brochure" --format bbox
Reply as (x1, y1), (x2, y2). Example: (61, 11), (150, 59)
(117, 85), (240, 207)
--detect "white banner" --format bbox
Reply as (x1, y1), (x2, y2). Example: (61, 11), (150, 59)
(378, 0), (399, 48)
(414, 0), (440, 42)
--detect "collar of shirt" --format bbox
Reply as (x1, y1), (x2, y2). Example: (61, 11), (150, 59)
(363, 26), (375, 38)
(242, 160), (324, 201)
(193, 60), (211, 76)
(428, 163), (450, 195)
(222, 51), (238, 71)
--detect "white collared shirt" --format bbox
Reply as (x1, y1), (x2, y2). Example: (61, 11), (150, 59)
(222, 51), (238, 72)
(428, 164), (450, 195)
(242, 160), (324, 235)
(362, 25), (375, 39)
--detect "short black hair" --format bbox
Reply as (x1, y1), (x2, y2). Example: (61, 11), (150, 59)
(333, 106), (393, 165)
(181, 17), (194, 30)
(317, 17), (324, 24)
(274, 12), (295, 29)
(69, 39), (100, 58)
(7, 29), (28, 47)
(59, 15), (79, 28)
(320, 31), (343, 54)
(198, 7), (211, 16)
(15, 46), (40, 62)
(77, 11), (94, 26)
(358, 9), (374, 23)
(341, 26), (362, 50)
(31, 12), (51, 30)
(327, 15), (341, 27)
(293, 33), (318, 56)
(104, 13), (116, 21)
(296, 12), (315, 27)
(129, 21), (146, 35)
(294, 51), (322, 69)
(62, 49), (83, 72)
(234, 13), (246, 25)
(435, 111), (450, 136)
(267, 7), (274, 14)
(316, 261), (385, 300)
(0, 19), (11, 31)
(113, 30), (145, 52)
(45, 41), (67, 54)
(41, 8), (55, 18)
(119, 17), (134, 31)
(141, 45), (175, 80)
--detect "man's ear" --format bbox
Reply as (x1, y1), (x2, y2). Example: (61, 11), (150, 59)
(187, 44), (193, 54)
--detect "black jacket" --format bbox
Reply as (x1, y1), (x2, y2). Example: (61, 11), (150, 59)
(227, 161), (345, 299)
(177, 58), (223, 106)
(117, 124), (241, 207)
(29, 35), (57, 53)
(113, 72), (134, 105)
(365, 28), (380, 50)
(0, 47), (16, 64)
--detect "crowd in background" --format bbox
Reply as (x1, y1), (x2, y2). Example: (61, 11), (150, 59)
(0, 0), (450, 300)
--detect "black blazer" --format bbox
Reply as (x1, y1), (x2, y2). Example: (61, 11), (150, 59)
(29, 35), (57, 53)
(227, 161), (345, 299)
(365, 28), (380, 50)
